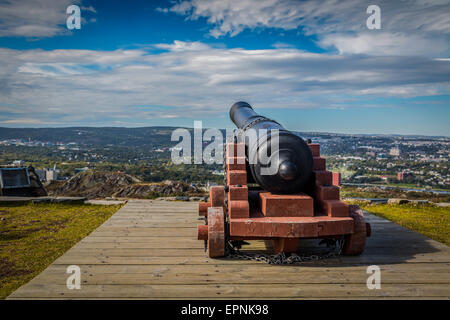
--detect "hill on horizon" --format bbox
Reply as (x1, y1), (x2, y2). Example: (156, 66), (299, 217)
(0, 126), (448, 147)
(0, 126), (179, 146)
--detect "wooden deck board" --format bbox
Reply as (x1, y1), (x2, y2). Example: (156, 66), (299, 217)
(8, 199), (450, 299)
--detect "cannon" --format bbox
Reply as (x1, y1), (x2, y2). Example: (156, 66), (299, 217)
(229, 101), (314, 194)
(198, 102), (371, 258)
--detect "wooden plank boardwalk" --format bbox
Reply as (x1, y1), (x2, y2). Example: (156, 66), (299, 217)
(8, 199), (450, 299)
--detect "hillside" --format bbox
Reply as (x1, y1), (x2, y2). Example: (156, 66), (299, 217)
(0, 127), (180, 146)
(1, 127), (446, 147)
(45, 170), (205, 199)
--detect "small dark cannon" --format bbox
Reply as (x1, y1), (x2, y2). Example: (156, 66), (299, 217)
(198, 102), (371, 258)
(229, 101), (313, 194)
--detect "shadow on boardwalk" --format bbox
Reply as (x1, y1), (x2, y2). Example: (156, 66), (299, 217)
(234, 211), (444, 267)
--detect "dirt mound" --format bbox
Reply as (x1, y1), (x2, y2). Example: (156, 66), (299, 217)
(47, 170), (204, 199)
(44, 180), (66, 194)
(47, 170), (140, 198)
(113, 180), (201, 199)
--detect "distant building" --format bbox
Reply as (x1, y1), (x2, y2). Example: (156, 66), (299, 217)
(12, 160), (24, 167)
(389, 147), (400, 156)
(397, 171), (411, 181)
(45, 169), (57, 181)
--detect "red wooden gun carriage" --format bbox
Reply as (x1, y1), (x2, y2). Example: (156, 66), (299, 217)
(198, 102), (370, 258)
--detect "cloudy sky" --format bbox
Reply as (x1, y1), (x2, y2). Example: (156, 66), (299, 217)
(0, 0), (449, 135)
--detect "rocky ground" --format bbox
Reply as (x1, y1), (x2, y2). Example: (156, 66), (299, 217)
(45, 171), (206, 199)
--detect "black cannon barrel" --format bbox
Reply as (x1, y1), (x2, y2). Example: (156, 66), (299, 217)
(229, 101), (313, 194)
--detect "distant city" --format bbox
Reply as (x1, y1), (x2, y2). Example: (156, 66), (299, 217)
(299, 132), (449, 189)
(0, 127), (448, 189)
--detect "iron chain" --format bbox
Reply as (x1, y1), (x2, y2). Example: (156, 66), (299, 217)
(225, 237), (345, 265)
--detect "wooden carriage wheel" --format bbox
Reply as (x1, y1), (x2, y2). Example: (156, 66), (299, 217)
(342, 205), (367, 256)
(207, 206), (226, 258)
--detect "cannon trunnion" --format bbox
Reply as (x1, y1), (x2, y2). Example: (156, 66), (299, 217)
(198, 102), (370, 258)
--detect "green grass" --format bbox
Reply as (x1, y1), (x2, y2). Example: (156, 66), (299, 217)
(354, 202), (450, 246)
(0, 202), (123, 299)
(341, 186), (450, 203)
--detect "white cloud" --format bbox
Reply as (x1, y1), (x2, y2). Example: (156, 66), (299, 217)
(0, 0), (95, 38)
(168, 0), (310, 37)
(0, 41), (449, 126)
(163, 0), (450, 56)
(166, 0), (450, 36)
(81, 5), (96, 13)
(155, 40), (212, 51)
(0, 118), (59, 125)
(319, 32), (450, 56)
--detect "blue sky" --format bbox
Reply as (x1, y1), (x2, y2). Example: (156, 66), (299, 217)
(0, 0), (449, 136)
